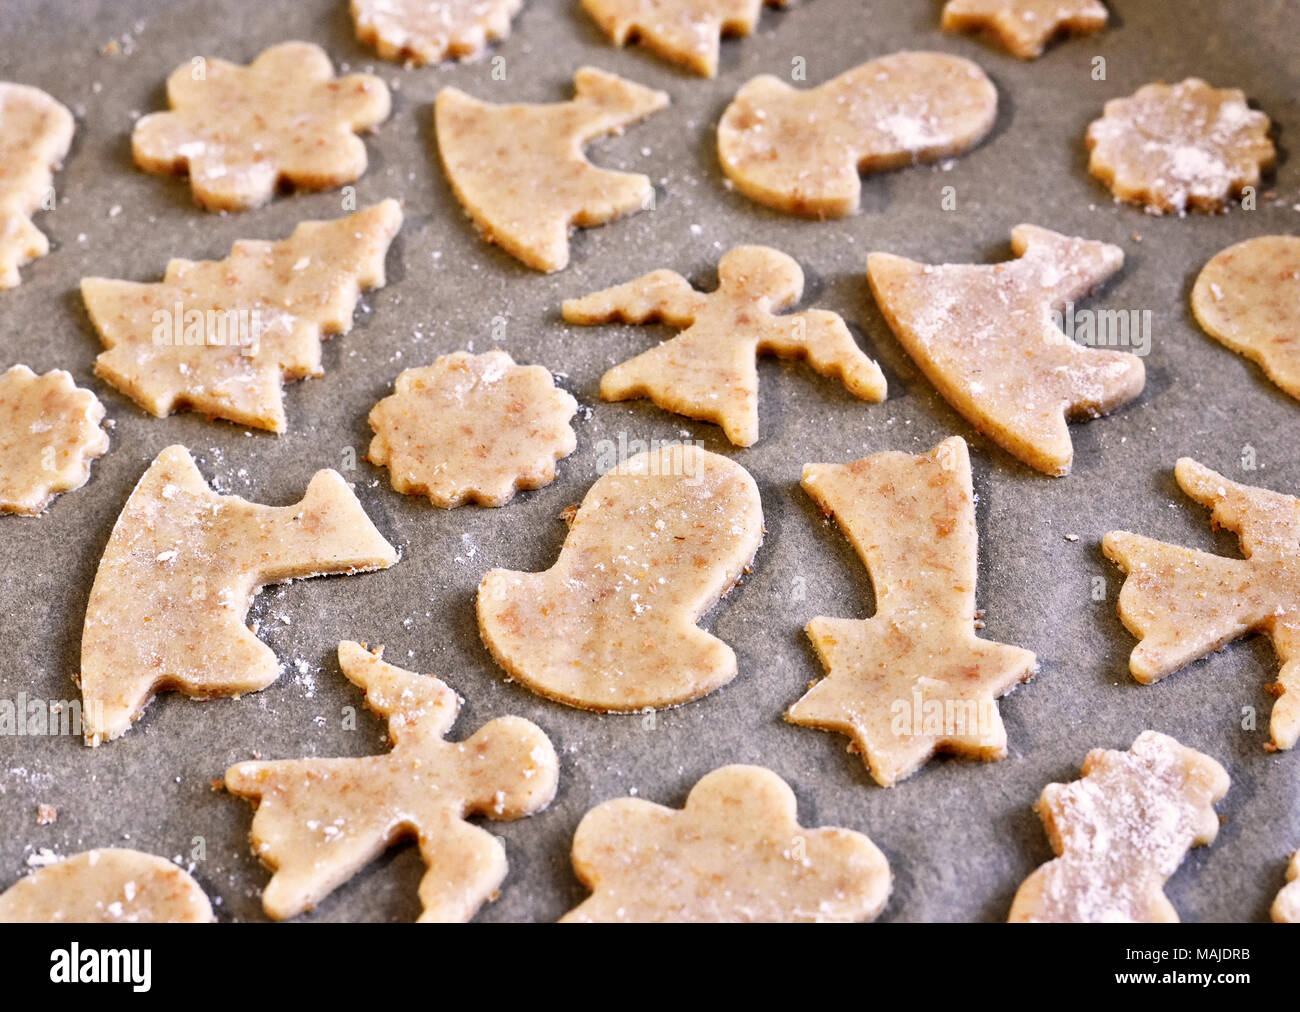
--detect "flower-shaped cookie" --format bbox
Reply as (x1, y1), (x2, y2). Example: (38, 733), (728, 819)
(0, 82), (74, 288)
(368, 350), (578, 508)
(352, 0), (524, 64)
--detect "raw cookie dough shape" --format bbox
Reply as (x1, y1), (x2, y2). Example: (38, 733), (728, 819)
(79, 445), (398, 745)
(132, 41), (391, 211)
(477, 443), (763, 711)
(435, 67), (669, 272)
(1086, 78), (1275, 214)
(0, 82), (74, 288)
(1274, 852), (1299, 923)
(81, 200), (402, 434)
(0, 366), (109, 516)
(582, 0), (792, 78)
(867, 224), (1145, 477)
(1008, 730), (1229, 923)
(791, 437), (1037, 787)
(1103, 458), (1300, 752)
(562, 245), (886, 447)
(1191, 235), (1300, 402)
(562, 764), (891, 922)
(0, 848), (213, 923)
(352, 0), (524, 65)
(941, 0), (1107, 60)
(225, 641), (559, 922)
(717, 51), (997, 217)
(368, 349), (578, 508)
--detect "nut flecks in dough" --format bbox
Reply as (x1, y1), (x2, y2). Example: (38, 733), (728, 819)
(562, 245), (885, 447)
(1274, 852), (1300, 923)
(132, 41), (391, 211)
(477, 443), (763, 711)
(81, 200), (402, 434)
(368, 350), (578, 508)
(0, 83), (74, 288)
(1102, 459), (1300, 752)
(867, 224), (1145, 477)
(225, 641), (559, 922)
(352, 0), (523, 65)
(435, 68), (669, 272)
(562, 765), (891, 922)
(0, 849), (213, 923)
(582, 0), (792, 77)
(0, 366), (109, 516)
(941, 0), (1107, 60)
(717, 52), (997, 217)
(1086, 79), (1275, 214)
(1191, 235), (1300, 401)
(791, 437), (1037, 787)
(79, 445), (398, 745)
(1008, 731), (1229, 923)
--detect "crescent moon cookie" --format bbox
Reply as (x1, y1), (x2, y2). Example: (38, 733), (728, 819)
(477, 443), (763, 711)
(941, 0), (1107, 60)
(351, 0), (524, 65)
(717, 51), (997, 217)
(562, 765), (892, 922)
(0, 82), (74, 288)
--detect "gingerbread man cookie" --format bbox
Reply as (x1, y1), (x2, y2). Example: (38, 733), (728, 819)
(1103, 458), (1300, 752)
(0, 366), (109, 516)
(867, 224), (1145, 476)
(80, 445), (398, 744)
(941, 0), (1107, 60)
(1009, 731), (1229, 923)
(0, 82), (74, 289)
(1274, 852), (1299, 923)
(477, 443), (763, 711)
(717, 52), (997, 217)
(352, 0), (523, 65)
(132, 41), (390, 211)
(226, 641), (559, 922)
(562, 765), (891, 922)
(82, 200), (402, 433)
(562, 246), (885, 446)
(435, 68), (668, 272)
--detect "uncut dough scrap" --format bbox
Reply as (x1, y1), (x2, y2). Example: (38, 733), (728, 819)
(435, 67), (668, 272)
(791, 437), (1037, 787)
(867, 224), (1145, 476)
(368, 349), (578, 508)
(1086, 78), (1274, 214)
(562, 245), (885, 446)
(0, 366), (108, 516)
(717, 51), (997, 217)
(0, 849), (212, 923)
(226, 641), (559, 922)
(1103, 458), (1300, 752)
(477, 443), (763, 711)
(132, 41), (390, 211)
(1191, 235), (1300, 401)
(82, 200), (402, 433)
(0, 82), (74, 288)
(352, 0), (523, 65)
(1274, 852), (1299, 923)
(1009, 731), (1229, 923)
(941, 0), (1107, 59)
(582, 0), (792, 77)
(562, 765), (891, 922)
(79, 445), (398, 745)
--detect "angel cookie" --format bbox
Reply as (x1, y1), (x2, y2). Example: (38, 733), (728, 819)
(132, 41), (390, 210)
(562, 245), (885, 446)
(1009, 731), (1229, 922)
(1103, 459), (1300, 751)
(562, 765), (891, 922)
(352, 0), (523, 65)
(0, 366), (109, 516)
(867, 224), (1145, 476)
(717, 52), (997, 217)
(82, 200), (401, 433)
(477, 443), (762, 711)
(368, 350), (578, 508)
(941, 0), (1107, 60)
(226, 642), (558, 922)
(435, 68), (668, 272)
(791, 437), (1037, 787)
(0, 83), (74, 288)
(79, 446), (397, 744)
